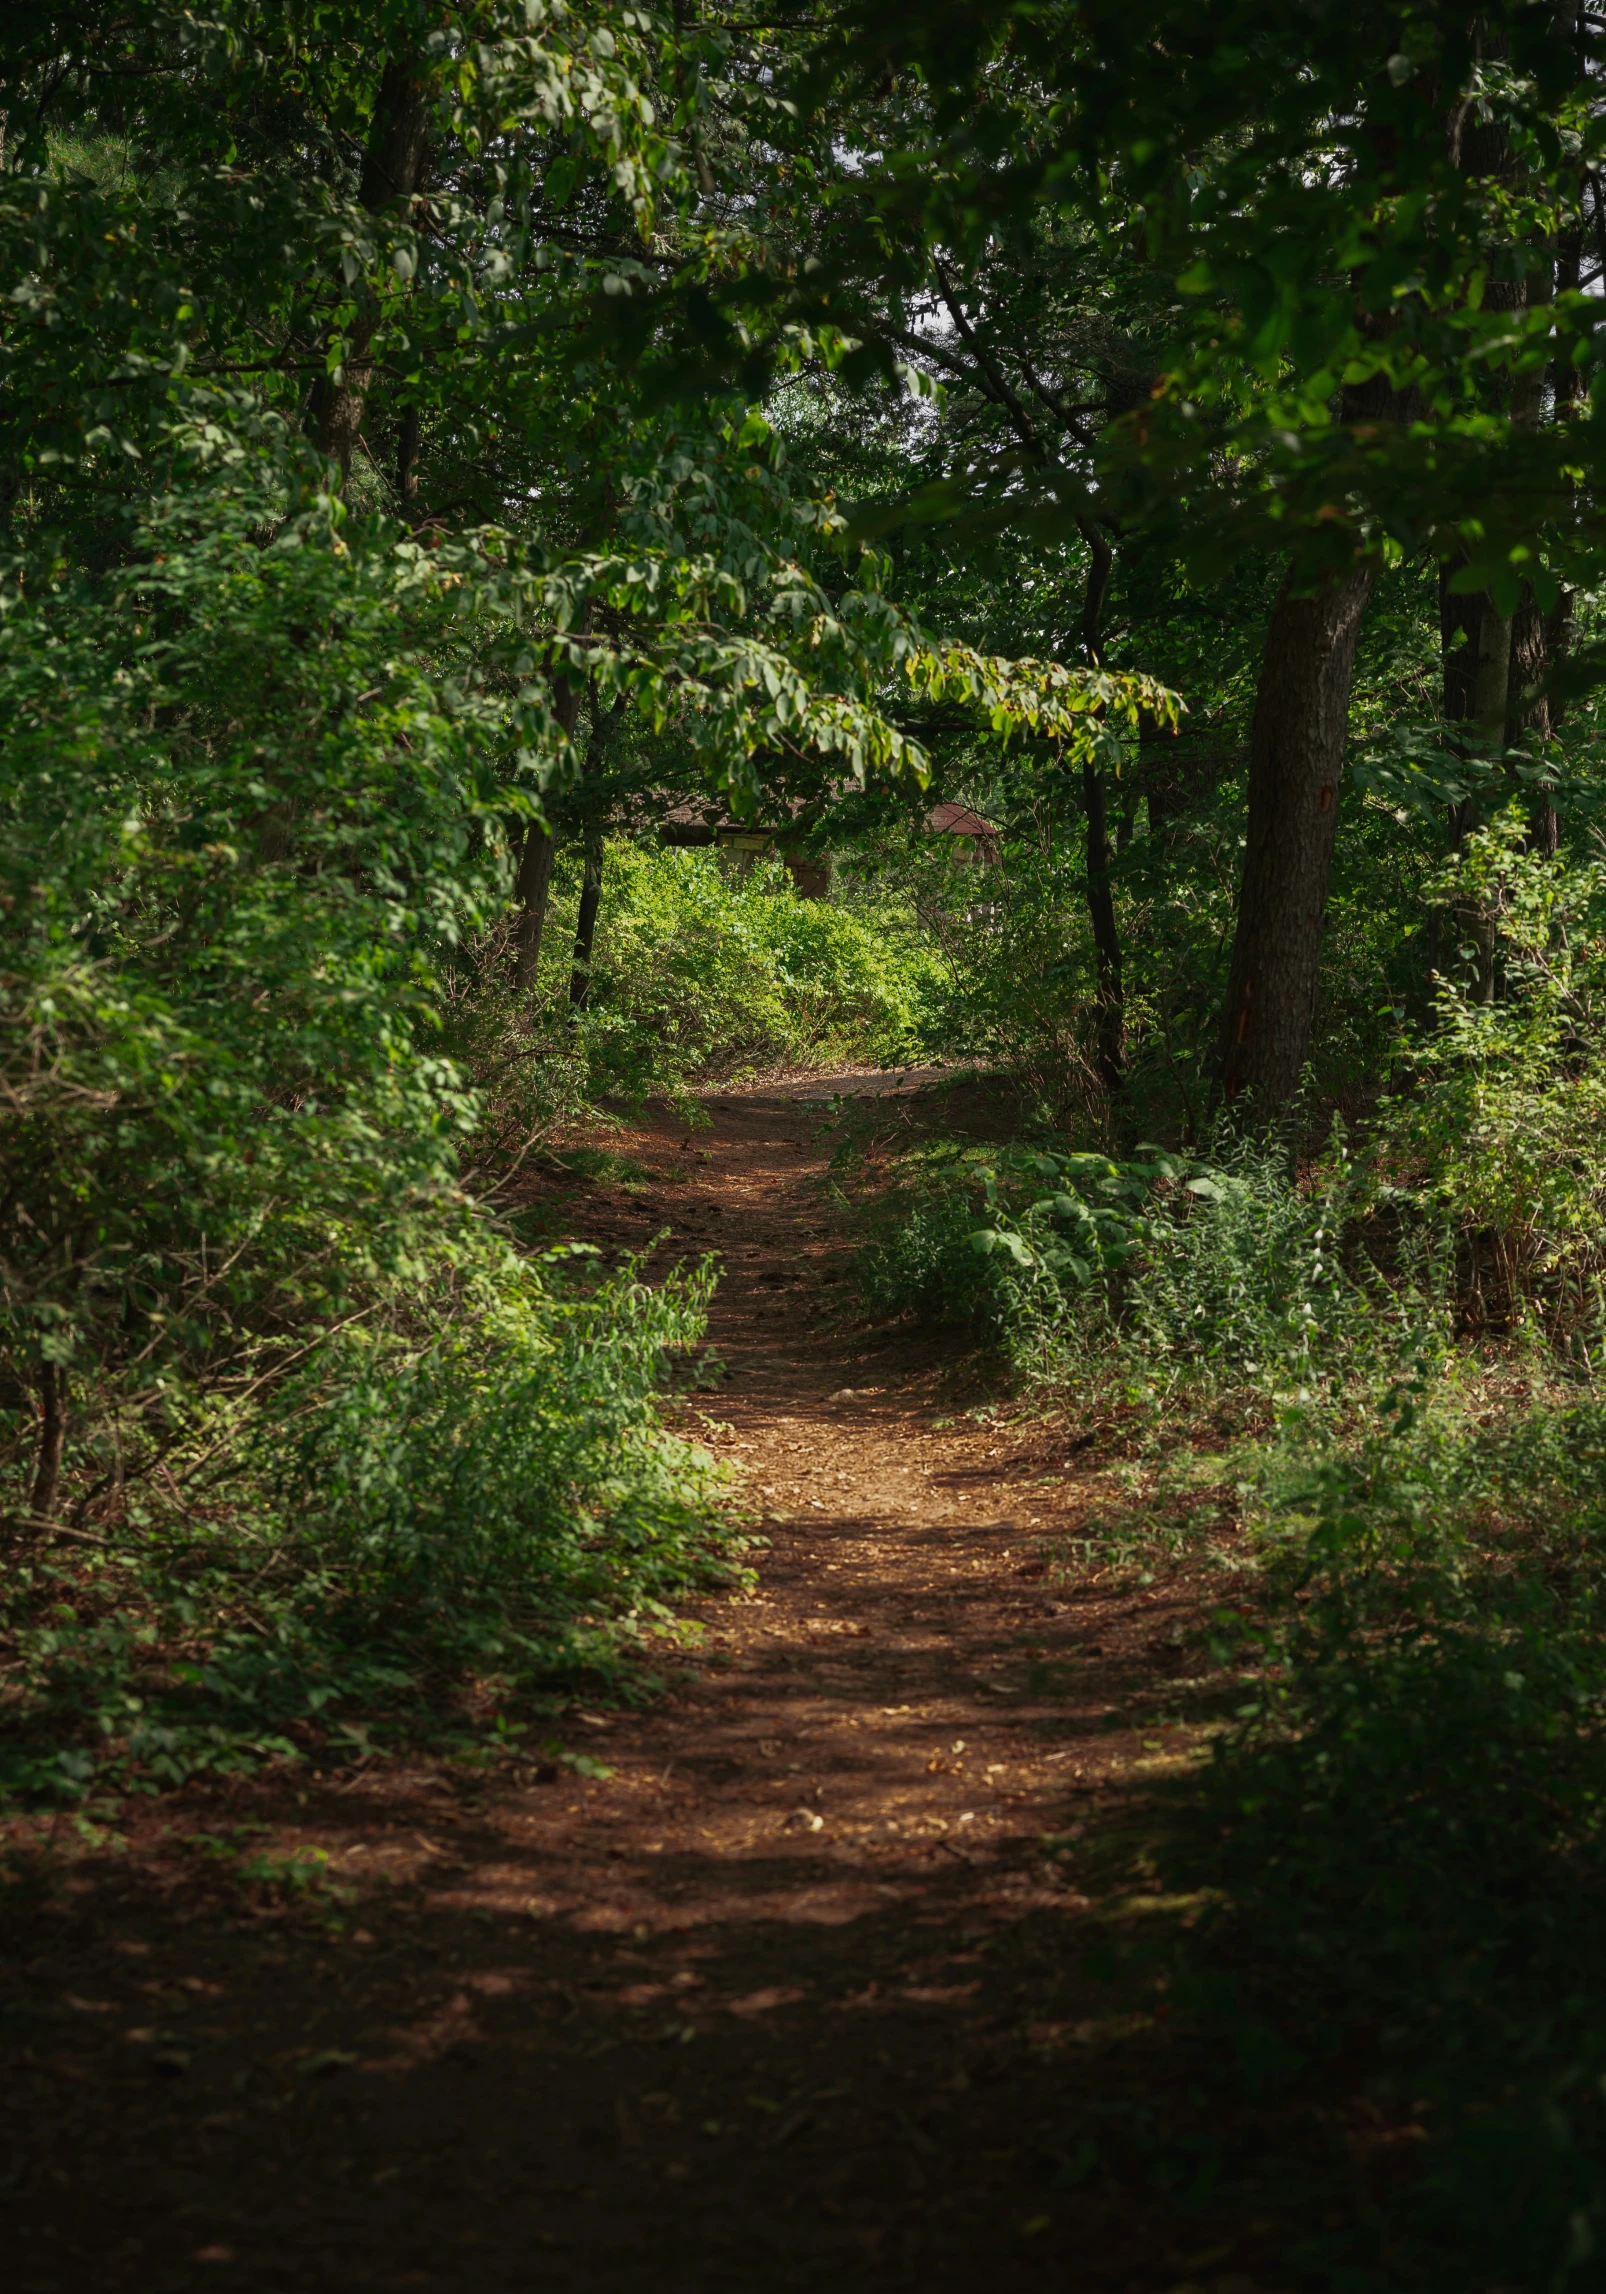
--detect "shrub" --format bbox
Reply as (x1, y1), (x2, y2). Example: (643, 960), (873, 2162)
(859, 1129), (1413, 1395)
(1374, 811), (1606, 1339)
(0, 1237), (741, 1801)
(448, 842), (942, 1148)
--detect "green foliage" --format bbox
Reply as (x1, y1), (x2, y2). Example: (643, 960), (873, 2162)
(1375, 814), (1606, 1331)
(273, 1242), (726, 1607)
(859, 1122), (1434, 1402)
(0, 461), (503, 1432)
(1161, 1377), (1606, 2288)
(575, 845), (937, 1090)
(447, 842), (940, 1144)
(11, 9), (1606, 2274)
(862, 1138), (1215, 1370)
(0, 4), (1168, 1799)
(0, 1241), (741, 1802)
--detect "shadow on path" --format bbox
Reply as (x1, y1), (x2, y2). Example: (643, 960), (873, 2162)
(4, 1076), (1241, 2294)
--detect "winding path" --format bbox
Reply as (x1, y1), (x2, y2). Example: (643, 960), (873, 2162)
(5, 1077), (1217, 2294)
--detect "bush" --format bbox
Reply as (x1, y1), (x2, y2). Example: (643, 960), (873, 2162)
(858, 1128), (1419, 1396)
(0, 459), (511, 1521)
(0, 1237), (741, 1801)
(1374, 812), (1606, 1340)
(448, 842), (942, 1149)
(0, 453), (748, 1798)
(1162, 1377), (1606, 2290)
(582, 844), (936, 1086)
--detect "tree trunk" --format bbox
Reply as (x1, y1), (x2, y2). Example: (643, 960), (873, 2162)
(1075, 518), (1124, 1093)
(513, 668), (589, 991)
(569, 825), (605, 1011)
(397, 401), (422, 514)
(29, 1362), (66, 1529)
(1512, 215), (1583, 859)
(512, 825), (556, 987)
(1082, 752), (1124, 1095)
(309, 59), (432, 480)
(562, 689), (627, 1010)
(1217, 560), (1376, 1111)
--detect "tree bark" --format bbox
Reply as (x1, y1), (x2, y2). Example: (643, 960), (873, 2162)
(29, 1362), (65, 1529)
(1217, 350), (1417, 1115)
(309, 58), (432, 480)
(511, 825), (556, 987)
(565, 690), (627, 1011)
(512, 677), (585, 990)
(1217, 560), (1376, 1111)
(569, 824), (605, 1011)
(1511, 214), (1583, 859)
(1075, 519), (1124, 1093)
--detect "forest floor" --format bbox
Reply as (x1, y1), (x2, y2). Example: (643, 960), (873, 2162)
(3, 1075), (1278, 2294)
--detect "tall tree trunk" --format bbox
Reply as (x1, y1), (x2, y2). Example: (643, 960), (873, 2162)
(1217, 560), (1376, 1110)
(565, 690), (627, 1012)
(309, 58), (432, 479)
(569, 825), (605, 1011)
(29, 1362), (66, 1529)
(396, 401), (422, 515)
(1511, 214), (1582, 859)
(512, 678), (584, 990)
(1217, 357), (1415, 1115)
(1075, 519), (1124, 1094)
(511, 825), (556, 987)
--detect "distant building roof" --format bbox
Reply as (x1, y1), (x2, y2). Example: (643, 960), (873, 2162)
(925, 802), (998, 839)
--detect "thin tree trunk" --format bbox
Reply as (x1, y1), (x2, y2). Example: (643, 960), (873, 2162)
(309, 59), (432, 479)
(29, 1362), (66, 1529)
(513, 669), (587, 990)
(563, 689), (627, 1010)
(512, 826), (556, 987)
(1218, 560), (1376, 1110)
(569, 825), (605, 1011)
(1075, 519), (1124, 1094)
(397, 401), (422, 514)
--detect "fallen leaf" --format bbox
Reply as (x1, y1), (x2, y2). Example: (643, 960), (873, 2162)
(727, 1986), (805, 2016)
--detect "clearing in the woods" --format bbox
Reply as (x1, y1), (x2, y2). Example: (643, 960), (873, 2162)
(4, 1077), (1251, 2294)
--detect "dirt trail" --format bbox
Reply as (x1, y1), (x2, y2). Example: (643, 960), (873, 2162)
(4, 1080), (1224, 2294)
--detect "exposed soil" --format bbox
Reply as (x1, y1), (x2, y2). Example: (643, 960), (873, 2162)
(2, 1077), (1261, 2294)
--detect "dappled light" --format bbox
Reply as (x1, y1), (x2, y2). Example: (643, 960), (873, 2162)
(7, 7), (1606, 2291)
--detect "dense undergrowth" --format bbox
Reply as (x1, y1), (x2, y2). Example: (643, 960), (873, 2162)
(445, 843), (938, 1162)
(0, 1237), (748, 1802)
(839, 820), (1606, 2287)
(0, 474), (773, 1802)
(11, 22), (1606, 2281)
